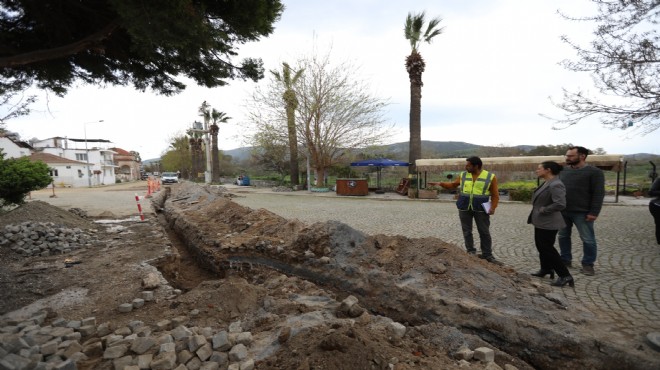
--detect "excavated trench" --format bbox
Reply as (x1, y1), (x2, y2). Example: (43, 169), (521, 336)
(150, 183), (657, 370)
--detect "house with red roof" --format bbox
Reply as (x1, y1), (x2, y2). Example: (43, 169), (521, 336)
(110, 147), (141, 181)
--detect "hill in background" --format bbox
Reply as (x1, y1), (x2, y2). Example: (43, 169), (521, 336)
(147, 141), (658, 164)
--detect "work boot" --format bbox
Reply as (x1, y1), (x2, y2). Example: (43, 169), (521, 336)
(580, 265), (595, 276)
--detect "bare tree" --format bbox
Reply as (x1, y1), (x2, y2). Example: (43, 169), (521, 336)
(547, 1), (659, 136)
(1, 90), (36, 129)
(247, 50), (392, 188)
(249, 126), (290, 184)
(295, 52), (392, 187)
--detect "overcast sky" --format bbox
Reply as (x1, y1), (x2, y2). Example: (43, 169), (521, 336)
(5, 0), (658, 160)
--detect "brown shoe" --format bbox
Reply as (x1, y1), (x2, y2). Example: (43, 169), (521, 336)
(580, 265), (595, 276)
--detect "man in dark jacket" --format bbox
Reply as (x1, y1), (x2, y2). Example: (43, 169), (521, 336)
(558, 146), (605, 276)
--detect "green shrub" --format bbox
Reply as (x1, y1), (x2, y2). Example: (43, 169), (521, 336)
(508, 188), (534, 202)
(500, 180), (537, 202)
(0, 153), (52, 206)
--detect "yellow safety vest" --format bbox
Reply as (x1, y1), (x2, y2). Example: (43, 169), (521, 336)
(456, 170), (493, 211)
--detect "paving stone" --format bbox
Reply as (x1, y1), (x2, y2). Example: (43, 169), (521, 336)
(474, 347), (495, 362)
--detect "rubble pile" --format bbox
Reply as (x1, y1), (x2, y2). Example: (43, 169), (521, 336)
(0, 222), (97, 257)
(0, 310), (260, 370)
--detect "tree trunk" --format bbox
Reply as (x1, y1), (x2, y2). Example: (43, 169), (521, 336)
(406, 51), (425, 175)
(287, 109), (300, 186)
(313, 167), (326, 188)
(210, 124), (220, 183)
(196, 139), (205, 181)
(189, 138), (198, 180)
(409, 80), (422, 175)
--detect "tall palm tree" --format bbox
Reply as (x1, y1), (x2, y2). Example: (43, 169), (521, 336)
(271, 62), (304, 186)
(404, 11), (444, 174)
(209, 109), (231, 183)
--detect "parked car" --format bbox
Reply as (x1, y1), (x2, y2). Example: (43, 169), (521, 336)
(161, 172), (178, 184)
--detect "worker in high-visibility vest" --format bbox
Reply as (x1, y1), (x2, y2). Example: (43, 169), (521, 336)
(430, 156), (502, 265)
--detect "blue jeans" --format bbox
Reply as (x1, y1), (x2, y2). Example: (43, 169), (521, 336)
(458, 210), (492, 257)
(558, 211), (598, 266)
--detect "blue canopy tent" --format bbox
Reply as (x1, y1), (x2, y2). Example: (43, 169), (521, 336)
(350, 158), (409, 192)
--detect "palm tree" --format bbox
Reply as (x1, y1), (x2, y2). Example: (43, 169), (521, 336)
(271, 62), (304, 186)
(209, 109), (231, 183)
(186, 133), (200, 181)
(404, 11), (444, 174)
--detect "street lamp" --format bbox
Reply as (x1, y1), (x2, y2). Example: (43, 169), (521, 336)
(83, 120), (104, 187)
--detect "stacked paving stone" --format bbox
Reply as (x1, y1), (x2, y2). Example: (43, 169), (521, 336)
(0, 222), (97, 257)
(0, 311), (257, 370)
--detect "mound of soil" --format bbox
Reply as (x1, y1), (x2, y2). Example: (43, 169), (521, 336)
(0, 200), (96, 230)
(1, 184), (658, 370)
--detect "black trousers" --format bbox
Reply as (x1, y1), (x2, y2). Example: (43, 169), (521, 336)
(650, 202), (660, 245)
(534, 227), (570, 277)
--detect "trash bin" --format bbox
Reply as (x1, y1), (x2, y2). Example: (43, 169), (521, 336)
(239, 176), (250, 186)
(336, 178), (368, 196)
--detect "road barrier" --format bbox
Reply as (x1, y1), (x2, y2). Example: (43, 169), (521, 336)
(134, 193), (145, 221)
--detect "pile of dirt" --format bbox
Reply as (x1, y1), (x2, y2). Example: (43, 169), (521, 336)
(0, 200), (97, 230)
(153, 182), (659, 370)
(1, 185), (658, 370)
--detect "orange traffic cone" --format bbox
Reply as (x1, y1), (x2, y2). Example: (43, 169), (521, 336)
(146, 178), (152, 198)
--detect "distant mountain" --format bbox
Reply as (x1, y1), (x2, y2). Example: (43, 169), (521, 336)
(223, 141), (528, 162)
(224, 147), (253, 162)
(223, 140), (536, 161)
(180, 143), (659, 163)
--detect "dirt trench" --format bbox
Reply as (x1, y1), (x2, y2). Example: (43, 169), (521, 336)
(151, 182), (658, 370)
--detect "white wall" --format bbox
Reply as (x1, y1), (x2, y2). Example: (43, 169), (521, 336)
(49, 163), (90, 188)
(41, 147), (108, 187)
(0, 137), (31, 158)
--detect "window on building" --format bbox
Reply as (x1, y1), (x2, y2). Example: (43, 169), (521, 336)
(49, 169), (59, 177)
(75, 153), (88, 161)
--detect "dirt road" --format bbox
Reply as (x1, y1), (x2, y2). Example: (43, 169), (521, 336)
(28, 181), (153, 218)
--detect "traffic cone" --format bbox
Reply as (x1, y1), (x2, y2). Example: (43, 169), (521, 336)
(146, 179), (152, 198)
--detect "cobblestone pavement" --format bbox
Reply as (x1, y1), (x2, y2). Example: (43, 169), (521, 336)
(229, 187), (660, 340)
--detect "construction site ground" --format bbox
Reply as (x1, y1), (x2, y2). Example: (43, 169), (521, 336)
(0, 181), (658, 370)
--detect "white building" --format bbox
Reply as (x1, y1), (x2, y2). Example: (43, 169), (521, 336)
(28, 152), (90, 188)
(31, 137), (118, 187)
(0, 134), (33, 158)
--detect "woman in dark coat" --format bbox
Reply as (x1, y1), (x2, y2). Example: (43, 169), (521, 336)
(649, 176), (660, 245)
(528, 161), (574, 287)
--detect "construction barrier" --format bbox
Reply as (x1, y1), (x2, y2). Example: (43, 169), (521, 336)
(134, 193), (145, 221)
(146, 179), (153, 198)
